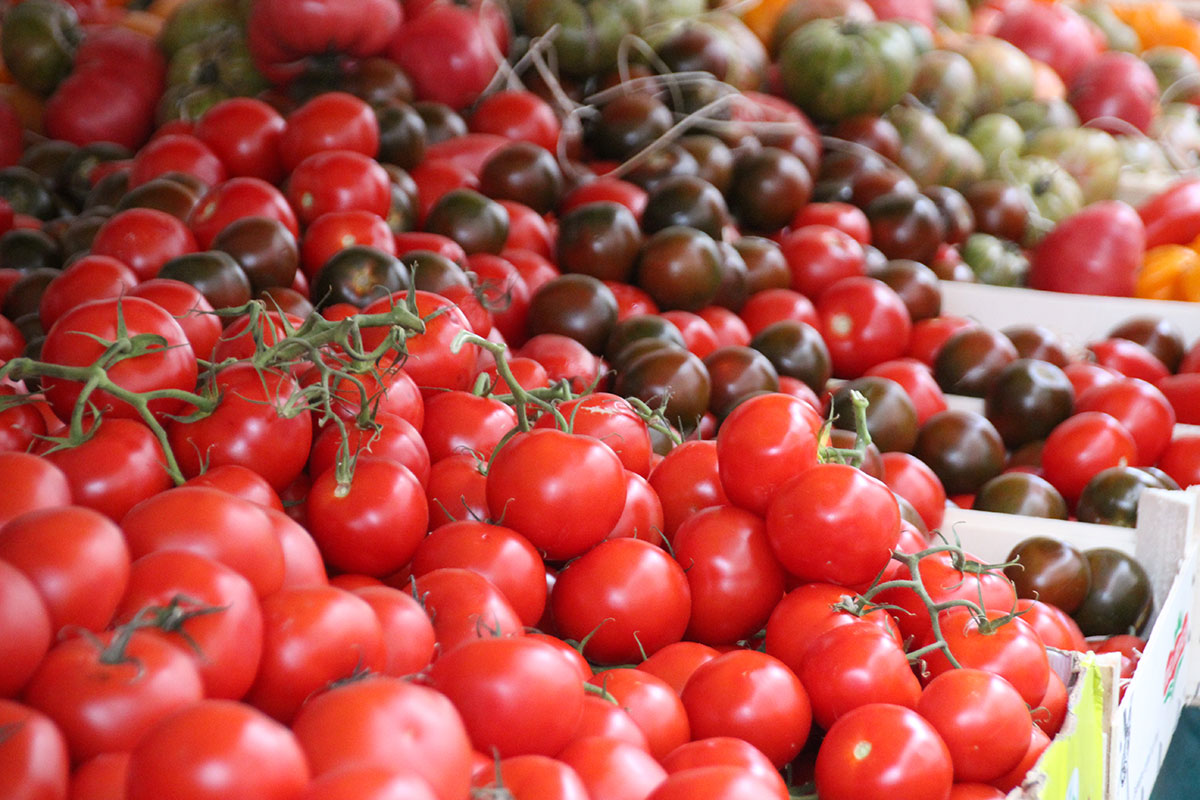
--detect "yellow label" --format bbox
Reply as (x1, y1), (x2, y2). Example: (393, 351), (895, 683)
(1035, 655), (1106, 800)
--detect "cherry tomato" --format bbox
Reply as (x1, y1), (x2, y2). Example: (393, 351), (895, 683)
(411, 567), (524, 654)
(194, 97), (286, 183)
(716, 392), (821, 516)
(916, 669), (1032, 783)
(557, 737), (667, 800)
(0, 453), (71, 529)
(818, 276), (912, 378)
(90, 207), (199, 281)
(815, 704), (953, 800)
(919, 609), (1050, 708)
(1040, 412), (1138, 505)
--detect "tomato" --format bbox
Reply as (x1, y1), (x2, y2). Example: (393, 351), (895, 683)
(389, 6), (498, 110)
(1033, 670), (1068, 738)
(184, 464), (283, 510)
(552, 538), (690, 664)
(716, 392), (820, 516)
(765, 582), (901, 672)
(766, 463), (900, 587)
(0, 390), (45, 455)
(1159, 433), (1200, 488)
(517, 334), (602, 394)
(471, 754), (589, 800)
(24, 628), (204, 762)
(300, 767), (439, 800)
(916, 668), (1032, 784)
(287, 149), (391, 226)
(410, 519), (546, 627)
(907, 315), (974, 366)
(1040, 411), (1138, 505)
(781, 225), (867, 300)
(556, 737), (667, 800)
(128, 134), (226, 189)
(429, 636), (583, 758)
(880, 452), (946, 531)
(0, 505), (128, 634)
(291, 675), (472, 800)
(919, 609), (1050, 709)
(167, 364), (313, 492)
(360, 291), (479, 392)
(39, 296), (197, 423)
(425, 453), (490, 529)
(532, 393), (653, 477)
(115, 550), (262, 700)
(799, 622), (922, 730)
(127, 278), (222, 362)
(0, 453), (71, 529)
(660, 737), (789, 800)
(648, 440), (730, 540)
(637, 641), (721, 696)
(1029, 201), (1144, 296)
(469, 90), (561, 152)
(1089, 338), (1171, 384)
(818, 276), (912, 378)
(38, 255), (138, 331)
(187, 177), (299, 250)
(561, 178), (648, 221)
(646, 766), (791, 800)
(121, 485), (285, 598)
(246, 585), (385, 723)
(85, 208), (192, 282)
(990, 726), (1050, 793)
(1076, 378), (1175, 466)
(672, 505), (785, 645)
(681, 650), (811, 768)
(1015, 598), (1087, 652)
(0, 700), (69, 800)
(194, 97), (286, 183)
(0, 561), (52, 697)
(411, 568), (524, 654)
(815, 704), (953, 800)
(865, 358), (948, 425)
(585, 668), (688, 761)
(487, 429), (626, 560)
(350, 584), (436, 677)
(422, 390), (517, 463)
(41, 417), (172, 522)
(68, 752), (129, 800)
(125, 699), (309, 800)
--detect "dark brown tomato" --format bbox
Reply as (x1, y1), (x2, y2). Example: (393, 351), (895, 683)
(984, 359), (1075, 449)
(850, 168), (919, 209)
(1075, 466), (1162, 528)
(728, 148), (812, 233)
(117, 178), (202, 220)
(634, 226), (724, 312)
(712, 241), (750, 311)
(211, 216), (300, 293)
(973, 472), (1068, 519)
(84, 169), (131, 211)
(586, 92), (674, 161)
(525, 273), (619, 354)
(933, 325), (1020, 397)
(921, 185), (975, 245)
(749, 320), (832, 395)
(1072, 549), (1153, 637)
(1107, 316), (1186, 373)
(384, 164), (420, 234)
(0, 230), (62, 273)
(830, 375), (919, 453)
(656, 23), (732, 81)
(964, 180), (1029, 242)
(640, 175), (730, 240)
(157, 251), (253, 311)
(60, 142), (131, 206)
(605, 313), (687, 366)
(678, 134), (735, 194)
(622, 144), (700, 194)
(312, 245), (410, 309)
(424, 188), (509, 255)
(479, 142), (564, 215)
(2, 269), (60, 322)
(614, 345), (711, 433)
(869, 259), (942, 321)
(1001, 324), (1071, 367)
(828, 115), (902, 163)
(413, 101), (467, 144)
(405, 250), (472, 294)
(866, 191), (945, 263)
(375, 101), (428, 171)
(913, 409), (1006, 495)
(736, 236), (791, 294)
(703, 345), (780, 420)
(1004, 536), (1091, 613)
(347, 56), (415, 104)
(555, 202), (642, 283)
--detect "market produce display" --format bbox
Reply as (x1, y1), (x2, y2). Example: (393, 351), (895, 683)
(0, 0), (1198, 798)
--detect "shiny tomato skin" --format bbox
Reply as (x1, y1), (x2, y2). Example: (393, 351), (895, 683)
(556, 737), (667, 800)
(187, 177), (299, 250)
(765, 582), (902, 674)
(1075, 378), (1176, 466)
(125, 699), (310, 800)
(471, 754), (589, 800)
(1040, 412), (1138, 505)
(350, 585), (436, 677)
(645, 766), (789, 800)
(90, 207), (198, 281)
(410, 568), (524, 654)
(532, 393), (653, 477)
(648, 440), (730, 540)
(279, 92), (379, 171)
(360, 291), (479, 392)
(919, 609), (1050, 709)
(716, 392), (821, 516)
(818, 276), (912, 378)
(0, 563), (52, 698)
(194, 97), (287, 183)
(38, 255), (138, 330)
(0, 453), (71, 529)
(636, 641), (721, 695)
(0, 700), (69, 800)
(815, 704), (953, 800)
(286, 149), (391, 225)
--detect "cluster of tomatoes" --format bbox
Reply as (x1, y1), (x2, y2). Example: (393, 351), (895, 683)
(2, 0), (1200, 799)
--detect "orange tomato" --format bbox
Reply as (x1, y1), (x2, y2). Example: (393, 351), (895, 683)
(1136, 243), (1196, 300)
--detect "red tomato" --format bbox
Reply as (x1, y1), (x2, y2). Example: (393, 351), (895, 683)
(818, 276), (912, 378)
(422, 390), (517, 463)
(0, 101), (21, 168)
(815, 704), (953, 800)
(24, 628), (204, 761)
(791, 202), (871, 244)
(766, 463), (900, 586)
(1159, 433), (1200, 488)
(194, 97), (286, 182)
(115, 550), (263, 700)
(1015, 598), (1088, 652)
(246, 585), (386, 723)
(309, 412), (430, 488)
(121, 485), (285, 598)
(0, 505), (128, 634)
(1033, 670), (1068, 738)
(500, 200), (554, 260)
(646, 766), (790, 800)
(585, 668), (689, 761)
(89, 208), (198, 281)
(1076, 378), (1175, 465)
(300, 209), (395, 278)
(1089, 338), (1171, 384)
(1140, 178), (1200, 248)
(0, 561), (52, 697)
(471, 754), (589, 800)
(389, 7), (498, 109)
(125, 699), (309, 800)
(1069, 52), (1158, 135)
(410, 519), (546, 627)
(648, 440), (729, 540)
(990, 726), (1051, 793)
(287, 149), (391, 225)
(1158, 373), (1200, 425)
(425, 453), (490, 529)
(306, 457), (428, 577)
(907, 315), (974, 366)
(0, 453), (71, 529)
(552, 538), (690, 664)
(561, 178), (648, 220)
(278, 92), (379, 171)
(765, 582), (902, 674)
(38, 255), (138, 330)
(361, 291), (479, 392)
(291, 674), (473, 799)
(799, 623), (922, 730)
(1040, 411), (1138, 504)
(187, 177), (299, 250)
(184, 463), (283, 510)
(880, 452), (946, 530)
(781, 225), (867, 299)
(717, 392), (820, 516)
(127, 278), (222, 361)
(738, 288), (818, 336)
(636, 641), (721, 696)
(532, 392), (652, 476)
(128, 133), (226, 189)
(350, 584), (436, 677)
(429, 636), (584, 758)
(673, 505), (785, 645)
(607, 470), (665, 543)
(991, 0), (1101, 84)
(487, 429), (627, 560)
(1029, 201), (1145, 296)
(556, 737), (667, 800)
(300, 767), (438, 800)
(916, 669), (1032, 783)
(469, 90), (561, 152)
(411, 567), (524, 654)
(0, 700), (69, 800)
(661, 737), (789, 800)
(517, 334), (602, 393)
(660, 310), (720, 359)
(681, 650), (811, 768)
(919, 609), (1050, 708)
(865, 358), (948, 425)
(68, 752), (130, 800)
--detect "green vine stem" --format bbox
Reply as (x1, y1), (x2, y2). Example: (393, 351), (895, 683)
(818, 389), (872, 467)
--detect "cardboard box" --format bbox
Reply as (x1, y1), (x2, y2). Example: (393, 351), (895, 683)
(941, 488), (1200, 800)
